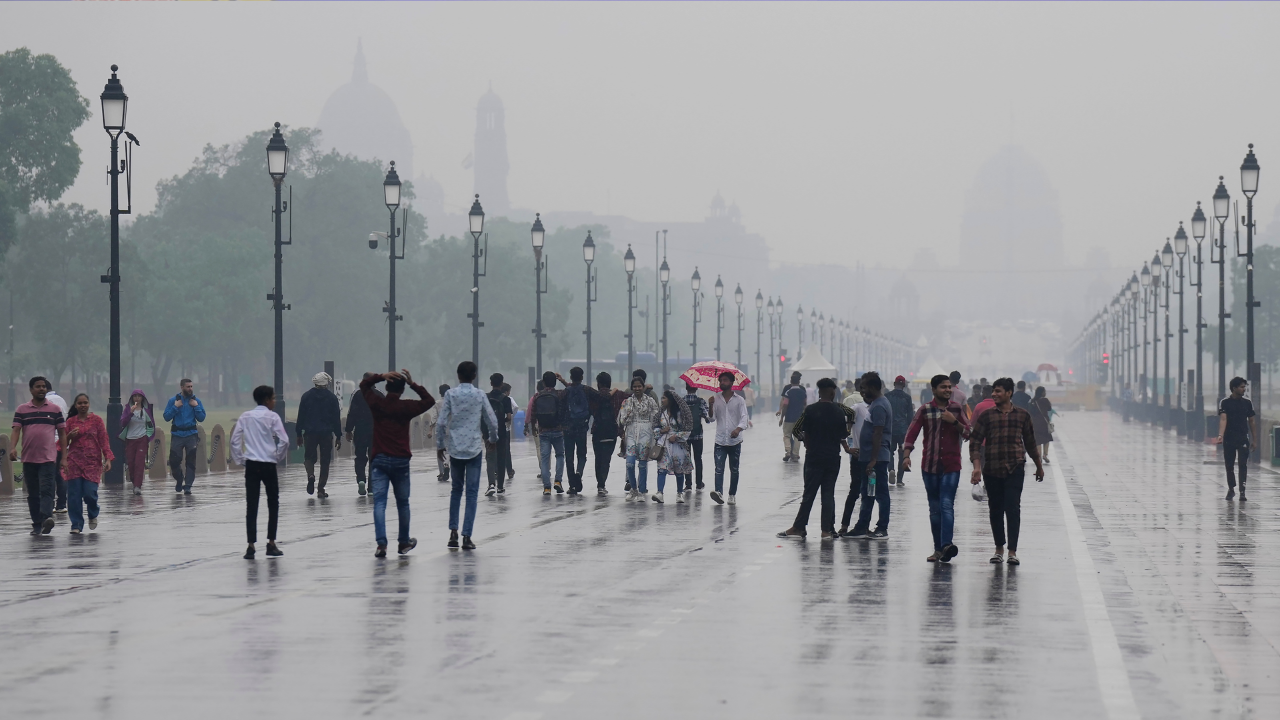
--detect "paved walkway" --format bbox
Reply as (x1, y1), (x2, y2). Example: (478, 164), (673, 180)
(0, 413), (1275, 718)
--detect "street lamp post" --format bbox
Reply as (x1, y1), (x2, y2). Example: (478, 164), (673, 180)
(714, 276), (724, 362)
(767, 298), (776, 402)
(1213, 177), (1230, 405)
(1151, 253), (1163, 422)
(266, 122), (290, 425)
(531, 214), (548, 378)
(1129, 274), (1139, 413)
(1173, 226), (1188, 434)
(734, 284), (744, 368)
(1240, 144), (1261, 405)
(1191, 203), (1207, 439)
(755, 290), (764, 394)
(795, 306), (803, 355)
(583, 231), (597, 378)
(1161, 241), (1174, 426)
(1140, 264), (1151, 412)
(376, 163), (405, 370)
(99, 65), (130, 484)
(468, 195), (486, 376)
(660, 256), (670, 388)
(624, 245), (637, 381)
(691, 267), (702, 363)
(819, 313), (826, 356)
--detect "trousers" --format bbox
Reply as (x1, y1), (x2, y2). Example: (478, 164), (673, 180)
(983, 466), (1025, 551)
(782, 422), (799, 457)
(852, 460), (891, 533)
(689, 437), (705, 487)
(24, 461), (57, 530)
(303, 431), (333, 488)
(125, 437), (149, 488)
(921, 471), (960, 551)
(1224, 443), (1250, 489)
(244, 460), (279, 543)
(564, 426), (588, 492)
(486, 436), (511, 490)
(169, 433), (199, 491)
(793, 452), (840, 534)
(713, 443), (742, 495)
(353, 432), (372, 485)
(592, 436), (616, 488)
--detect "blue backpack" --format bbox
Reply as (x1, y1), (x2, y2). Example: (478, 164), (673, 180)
(567, 384), (591, 424)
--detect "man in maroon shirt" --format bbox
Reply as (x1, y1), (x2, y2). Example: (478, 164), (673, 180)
(361, 370), (435, 558)
(968, 377), (1043, 566)
(902, 374), (969, 563)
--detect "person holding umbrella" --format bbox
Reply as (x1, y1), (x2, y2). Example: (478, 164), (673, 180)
(707, 370), (751, 505)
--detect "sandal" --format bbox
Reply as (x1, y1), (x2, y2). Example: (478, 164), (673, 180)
(1006, 555), (1020, 566)
(989, 554), (1004, 564)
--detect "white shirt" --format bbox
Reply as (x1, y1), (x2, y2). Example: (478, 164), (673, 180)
(709, 392), (750, 446)
(845, 400), (870, 450)
(805, 386), (818, 405)
(230, 405), (289, 465)
(47, 391), (70, 441)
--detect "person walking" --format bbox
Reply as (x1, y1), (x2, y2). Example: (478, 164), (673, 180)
(885, 375), (914, 485)
(777, 371), (807, 462)
(1030, 386), (1054, 464)
(559, 367), (593, 496)
(231, 385), (289, 560)
(484, 373), (513, 496)
(295, 372), (342, 498)
(436, 362), (498, 549)
(12, 377), (68, 535)
(837, 378), (870, 536)
(969, 377), (1044, 566)
(971, 384), (994, 419)
(529, 371), (568, 495)
(902, 374), (970, 562)
(778, 378), (852, 541)
(708, 370), (750, 505)
(345, 373), (380, 496)
(1011, 381), (1032, 411)
(163, 379), (206, 496)
(431, 383), (450, 482)
(63, 394), (113, 535)
(845, 371), (893, 539)
(617, 375), (660, 502)
(502, 383), (517, 481)
(684, 383), (710, 489)
(586, 372), (627, 496)
(948, 371), (966, 408)
(45, 384), (70, 513)
(653, 389), (694, 503)
(120, 389), (155, 495)
(362, 369), (435, 557)
(1217, 377), (1257, 501)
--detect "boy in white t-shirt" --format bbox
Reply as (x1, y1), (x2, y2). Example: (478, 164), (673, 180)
(839, 384), (870, 535)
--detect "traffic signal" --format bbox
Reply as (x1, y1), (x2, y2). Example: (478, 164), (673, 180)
(1102, 352), (1110, 364)
(778, 349), (791, 382)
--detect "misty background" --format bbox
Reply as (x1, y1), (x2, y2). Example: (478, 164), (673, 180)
(3, 2), (1280, 408)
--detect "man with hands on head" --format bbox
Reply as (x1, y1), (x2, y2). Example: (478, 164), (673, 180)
(968, 377), (1043, 566)
(360, 368), (435, 558)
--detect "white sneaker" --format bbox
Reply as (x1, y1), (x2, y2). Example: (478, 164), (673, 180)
(653, 492), (664, 503)
(676, 493), (685, 503)
(728, 495), (736, 505)
(88, 518), (98, 530)
(625, 490), (636, 502)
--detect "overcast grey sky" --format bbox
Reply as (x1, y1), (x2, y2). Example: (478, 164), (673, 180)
(4, 1), (1278, 272)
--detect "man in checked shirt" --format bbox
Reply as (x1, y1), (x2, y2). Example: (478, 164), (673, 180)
(902, 374), (970, 563)
(968, 377), (1044, 566)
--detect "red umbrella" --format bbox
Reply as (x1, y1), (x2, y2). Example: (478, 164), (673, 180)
(679, 361), (751, 392)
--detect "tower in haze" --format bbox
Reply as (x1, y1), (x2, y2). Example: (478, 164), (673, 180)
(473, 86), (510, 215)
(316, 40), (414, 178)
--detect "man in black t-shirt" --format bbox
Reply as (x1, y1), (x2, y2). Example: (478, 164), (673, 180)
(1217, 376), (1258, 501)
(777, 371), (807, 462)
(778, 378), (854, 540)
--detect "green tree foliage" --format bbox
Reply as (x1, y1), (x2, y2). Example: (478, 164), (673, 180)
(0, 48), (90, 256)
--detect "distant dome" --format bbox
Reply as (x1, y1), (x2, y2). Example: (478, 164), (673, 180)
(316, 40), (414, 178)
(958, 145), (1062, 268)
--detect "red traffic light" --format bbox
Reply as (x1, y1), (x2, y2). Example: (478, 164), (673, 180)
(1102, 352), (1110, 364)
(780, 355), (787, 362)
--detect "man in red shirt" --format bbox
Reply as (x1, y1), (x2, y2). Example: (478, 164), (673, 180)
(902, 374), (969, 562)
(361, 369), (435, 558)
(12, 376), (68, 535)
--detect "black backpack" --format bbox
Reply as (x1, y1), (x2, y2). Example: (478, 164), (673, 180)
(534, 392), (560, 428)
(485, 393), (508, 437)
(567, 384), (590, 424)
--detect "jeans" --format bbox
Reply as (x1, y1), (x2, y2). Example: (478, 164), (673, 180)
(55, 452), (66, 509)
(713, 443), (742, 495)
(983, 466), (1025, 551)
(1224, 443), (1250, 489)
(689, 437), (705, 487)
(592, 436), (616, 488)
(564, 425), (588, 492)
(893, 441), (908, 482)
(66, 478), (100, 531)
(841, 457), (864, 529)
(539, 431), (565, 489)
(244, 460), (279, 543)
(921, 471), (960, 551)
(436, 448), (450, 481)
(782, 422), (799, 457)
(125, 437), (149, 488)
(626, 454), (649, 493)
(793, 452), (840, 534)
(353, 432), (372, 485)
(486, 437), (511, 490)
(169, 433), (199, 491)
(303, 431), (333, 488)
(450, 453), (483, 537)
(656, 469), (686, 494)
(371, 455), (412, 547)
(23, 461), (57, 530)
(852, 460), (891, 533)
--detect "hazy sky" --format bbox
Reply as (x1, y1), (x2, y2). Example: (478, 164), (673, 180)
(4, 1), (1278, 272)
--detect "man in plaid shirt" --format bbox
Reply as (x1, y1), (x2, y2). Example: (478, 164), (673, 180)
(902, 374), (970, 563)
(968, 377), (1044, 566)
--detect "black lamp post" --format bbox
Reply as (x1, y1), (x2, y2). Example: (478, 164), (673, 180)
(374, 163), (405, 370)
(1212, 176), (1230, 404)
(810, 309), (817, 353)
(1151, 252), (1164, 421)
(583, 231), (597, 378)
(1190, 203), (1207, 438)
(690, 267), (701, 363)
(266, 123), (290, 424)
(1240, 145), (1261, 404)
(660, 256), (670, 387)
(100, 65), (131, 484)
(714, 276), (724, 361)
(734, 284), (744, 368)
(531, 213), (548, 378)
(1173, 226), (1188, 433)
(795, 305), (804, 356)
(624, 244), (637, 381)
(754, 290), (763, 392)
(1128, 274), (1140, 411)
(767, 298), (776, 400)
(819, 312), (826, 356)
(1161, 241), (1174, 424)
(468, 194), (486, 376)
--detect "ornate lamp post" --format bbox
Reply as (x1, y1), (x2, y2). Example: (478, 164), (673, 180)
(374, 163), (406, 370)
(266, 123), (290, 424)
(1212, 176), (1230, 404)
(690, 267), (702, 363)
(754, 290), (764, 393)
(468, 194), (486, 374)
(1161, 241), (1174, 425)
(1150, 252), (1164, 421)
(1173, 225), (1188, 433)
(531, 214), (548, 378)
(99, 65), (131, 484)
(714, 276), (724, 361)
(1240, 145), (1261, 402)
(795, 305), (804, 356)
(734, 284), (744, 368)
(660, 256), (671, 387)
(819, 312), (826, 356)
(767, 298), (777, 400)
(624, 244), (637, 380)
(583, 231), (598, 377)
(1190, 203), (1207, 439)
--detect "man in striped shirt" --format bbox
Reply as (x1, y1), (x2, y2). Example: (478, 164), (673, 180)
(902, 374), (970, 563)
(12, 376), (69, 535)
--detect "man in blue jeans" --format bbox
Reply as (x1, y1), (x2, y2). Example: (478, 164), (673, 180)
(707, 371), (750, 505)
(163, 378), (206, 495)
(360, 369), (435, 558)
(436, 361), (498, 550)
(846, 371), (892, 539)
(528, 371), (568, 495)
(902, 374), (970, 562)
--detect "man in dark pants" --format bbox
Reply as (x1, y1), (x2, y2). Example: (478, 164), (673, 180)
(163, 378), (206, 495)
(484, 373), (513, 496)
(885, 375), (914, 485)
(560, 367), (592, 495)
(345, 373), (380, 496)
(295, 371), (342, 498)
(969, 377), (1043, 566)
(585, 372), (627, 495)
(363, 369), (435, 557)
(684, 383), (710, 490)
(12, 376), (68, 535)
(231, 385), (289, 559)
(1217, 376), (1257, 501)
(846, 371), (893, 539)
(778, 378), (852, 540)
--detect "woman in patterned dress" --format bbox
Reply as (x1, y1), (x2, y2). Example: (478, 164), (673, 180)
(654, 389), (694, 503)
(617, 376), (660, 502)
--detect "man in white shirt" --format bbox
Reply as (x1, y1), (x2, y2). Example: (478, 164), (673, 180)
(706, 370), (750, 505)
(231, 385), (289, 560)
(839, 381), (871, 535)
(46, 385), (71, 513)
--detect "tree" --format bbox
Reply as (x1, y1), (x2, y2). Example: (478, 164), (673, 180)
(0, 48), (90, 256)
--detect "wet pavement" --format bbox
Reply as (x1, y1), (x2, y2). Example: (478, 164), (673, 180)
(1, 412), (1276, 719)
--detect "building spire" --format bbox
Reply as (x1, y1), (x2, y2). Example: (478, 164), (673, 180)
(352, 39), (367, 84)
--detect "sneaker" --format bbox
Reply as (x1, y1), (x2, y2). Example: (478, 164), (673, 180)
(41, 517), (55, 534)
(1240, 490), (1248, 501)
(696, 482), (704, 490)
(184, 490), (192, 496)
(88, 518), (98, 531)
(821, 532), (838, 541)
(554, 482), (564, 494)
(175, 482), (183, 493)
(244, 545), (255, 559)
(776, 528), (805, 539)
(307, 477), (315, 495)
(461, 536), (476, 550)
(653, 492), (664, 503)
(317, 489), (329, 499)
(176, 488), (183, 495)
(927, 550), (942, 562)
(498, 487), (507, 495)
(597, 487), (608, 497)
(709, 490), (724, 505)
(374, 545), (387, 558)
(508, 471), (516, 480)
(869, 529), (888, 539)
(266, 543), (283, 557)
(543, 487), (552, 496)
(567, 490), (579, 497)
(676, 493), (685, 503)
(728, 495), (736, 505)
(54, 506), (67, 514)
(1226, 487), (1236, 500)
(398, 538), (418, 555)
(942, 544), (959, 562)
(132, 487), (141, 496)
(486, 484), (496, 497)
(30, 526), (41, 536)
(842, 527), (867, 538)
(358, 481), (367, 496)
(447, 531), (459, 548)
(624, 482), (632, 492)
(70, 528), (81, 535)
(782, 454), (791, 462)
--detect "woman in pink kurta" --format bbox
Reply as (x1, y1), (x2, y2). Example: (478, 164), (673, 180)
(64, 393), (114, 533)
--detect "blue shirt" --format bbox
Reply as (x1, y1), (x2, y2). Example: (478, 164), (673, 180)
(162, 394), (206, 437)
(859, 395), (893, 462)
(434, 383), (499, 460)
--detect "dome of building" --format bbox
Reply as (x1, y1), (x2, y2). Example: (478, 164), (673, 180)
(958, 145), (1063, 269)
(316, 40), (414, 178)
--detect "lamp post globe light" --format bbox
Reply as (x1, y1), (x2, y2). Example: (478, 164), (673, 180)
(266, 122), (290, 425)
(734, 283), (744, 368)
(531, 213), (548, 378)
(583, 231), (598, 377)
(1161, 241), (1174, 422)
(1213, 176), (1230, 404)
(468, 194), (487, 378)
(376, 162), (406, 370)
(99, 65), (130, 484)
(714, 275), (724, 361)
(1173, 225), (1188, 432)
(1190, 204), (1207, 438)
(755, 290), (764, 395)
(624, 244), (637, 380)
(691, 267), (701, 363)
(1240, 144), (1261, 405)
(660, 256), (671, 387)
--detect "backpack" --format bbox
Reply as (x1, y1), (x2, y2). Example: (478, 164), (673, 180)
(567, 384), (590, 424)
(486, 393), (507, 437)
(534, 392), (560, 428)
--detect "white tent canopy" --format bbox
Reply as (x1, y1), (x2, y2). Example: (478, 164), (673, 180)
(911, 356), (947, 384)
(790, 344), (837, 378)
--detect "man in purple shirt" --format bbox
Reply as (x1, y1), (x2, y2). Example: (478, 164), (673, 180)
(12, 376), (68, 535)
